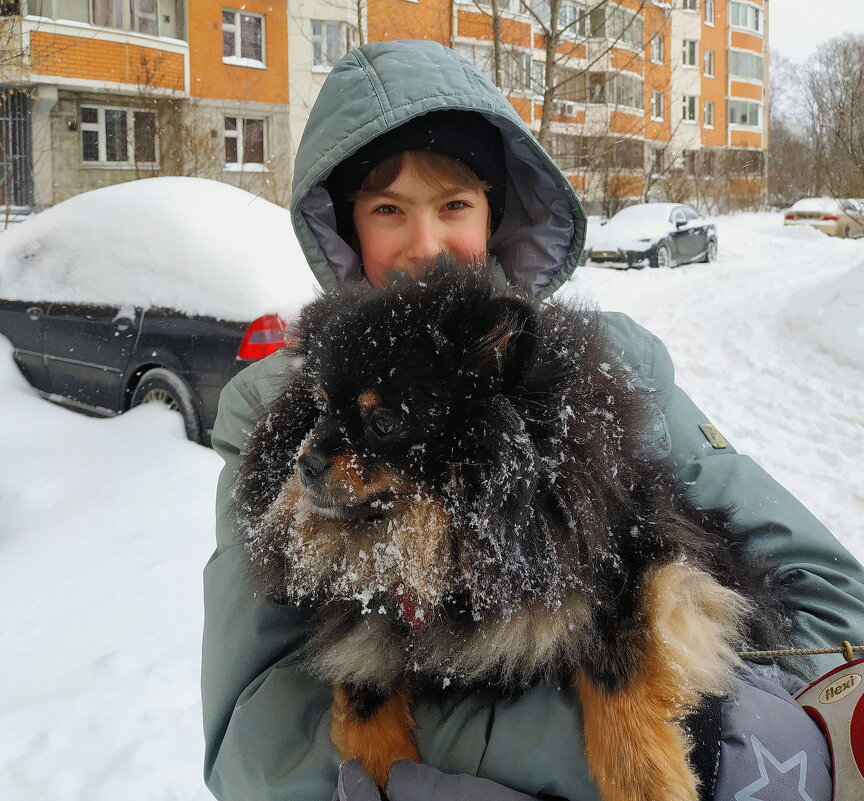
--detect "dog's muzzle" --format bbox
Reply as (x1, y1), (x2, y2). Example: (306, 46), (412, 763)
(297, 452), (331, 489)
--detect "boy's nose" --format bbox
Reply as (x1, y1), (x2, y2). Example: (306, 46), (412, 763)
(406, 217), (444, 263)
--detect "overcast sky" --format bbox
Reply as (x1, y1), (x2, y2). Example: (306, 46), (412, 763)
(769, 0), (864, 62)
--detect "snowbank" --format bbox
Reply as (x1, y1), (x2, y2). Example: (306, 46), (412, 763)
(0, 177), (320, 321)
(784, 260), (864, 369)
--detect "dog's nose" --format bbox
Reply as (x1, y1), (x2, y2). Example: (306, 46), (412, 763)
(297, 452), (332, 487)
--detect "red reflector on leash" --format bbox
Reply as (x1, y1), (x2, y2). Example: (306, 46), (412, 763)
(796, 656), (864, 800)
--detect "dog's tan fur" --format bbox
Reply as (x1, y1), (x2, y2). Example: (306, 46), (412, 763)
(578, 562), (748, 801)
(331, 686), (420, 787)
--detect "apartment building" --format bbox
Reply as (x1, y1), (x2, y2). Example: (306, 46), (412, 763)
(0, 0), (290, 209)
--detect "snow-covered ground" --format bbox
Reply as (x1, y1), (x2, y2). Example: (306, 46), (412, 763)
(1, 212), (862, 800)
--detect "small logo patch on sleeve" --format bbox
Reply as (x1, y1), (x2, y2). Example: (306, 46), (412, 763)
(699, 423), (729, 449)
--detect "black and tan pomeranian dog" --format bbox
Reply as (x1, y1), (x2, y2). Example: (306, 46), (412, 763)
(235, 260), (799, 801)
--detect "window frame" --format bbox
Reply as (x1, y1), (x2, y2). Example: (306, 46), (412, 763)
(650, 33), (664, 64)
(729, 1), (763, 34)
(222, 8), (266, 67)
(80, 103), (158, 168)
(224, 115), (268, 170)
(682, 39), (698, 68)
(681, 0), (698, 10)
(311, 20), (358, 72)
(703, 0), (714, 24)
(651, 90), (664, 121)
(728, 49), (764, 82)
(728, 99), (763, 128)
(703, 99), (714, 128)
(682, 94), (698, 123)
(703, 49), (714, 77)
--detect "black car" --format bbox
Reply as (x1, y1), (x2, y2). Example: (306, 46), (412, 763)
(0, 299), (293, 444)
(585, 203), (718, 269)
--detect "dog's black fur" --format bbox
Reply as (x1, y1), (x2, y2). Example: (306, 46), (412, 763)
(235, 260), (801, 704)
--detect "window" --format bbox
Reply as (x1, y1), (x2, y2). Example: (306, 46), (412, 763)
(682, 94), (698, 122)
(612, 139), (644, 169)
(591, 4), (643, 50)
(704, 50), (714, 76)
(80, 105), (157, 165)
(702, 150), (715, 177)
(652, 148), (664, 174)
(681, 0), (698, 9)
(130, 0), (156, 34)
(556, 67), (588, 102)
(551, 134), (588, 171)
(704, 0), (714, 23)
(728, 99), (762, 127)
(728, 50), (764, 81)
(730, 1), (762, 33)
(532, 60), (546, 95)
(651, 90), (664, 120)
(703, 100), (714, 127)
(92, 0), (121, 27)
(682, 40), (697, 67)
(588, 72), (606, 103)
(312, 21), (357, 70)
(727, 148), (764, 174)
(225, 116), (265, 168)
(683, 151), (697, 176)
(651, 34), (664, 64)
(612, 73), (644, 110)
(559, 1), (588, 38)
(223, 9), (264, 64)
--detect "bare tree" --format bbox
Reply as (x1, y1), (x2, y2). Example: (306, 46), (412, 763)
(799, 34), (864, 198)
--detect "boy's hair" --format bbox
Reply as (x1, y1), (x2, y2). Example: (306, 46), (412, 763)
(352, 150), (492, 201)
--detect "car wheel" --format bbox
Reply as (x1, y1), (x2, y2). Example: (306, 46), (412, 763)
(701, 239), (718, 263)
(651, 243), (672, 269)
(844, 225), (851, 238)
(130, 367), (202, 443)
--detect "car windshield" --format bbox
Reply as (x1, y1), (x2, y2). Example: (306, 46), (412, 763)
(609, 204), (673, 224)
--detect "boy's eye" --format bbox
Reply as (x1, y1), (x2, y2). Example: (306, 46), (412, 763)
(374, 204), (398, 215)
(444, 200), (468, 211)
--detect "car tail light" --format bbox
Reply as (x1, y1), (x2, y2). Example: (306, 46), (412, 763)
(784, 213), (795, 220)
(237, 314), (294, 360)
(822, 215), (840, 221)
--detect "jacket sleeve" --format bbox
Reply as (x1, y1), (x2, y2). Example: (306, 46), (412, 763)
(604, 312), (864, 673)
(201, 363), (341, 801)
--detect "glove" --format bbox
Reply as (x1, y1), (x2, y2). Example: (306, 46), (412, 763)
(331, 759), (540, 801)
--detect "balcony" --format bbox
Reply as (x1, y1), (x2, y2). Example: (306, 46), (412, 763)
(19, 1), (188, 94)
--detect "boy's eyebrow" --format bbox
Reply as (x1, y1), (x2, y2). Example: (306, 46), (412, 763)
(366, 186), (475, 203)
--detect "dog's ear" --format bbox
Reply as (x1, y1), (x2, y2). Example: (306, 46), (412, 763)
(462, 295), (537, 389)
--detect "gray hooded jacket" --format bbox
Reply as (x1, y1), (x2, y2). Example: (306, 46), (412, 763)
(202, 40), (860, 801)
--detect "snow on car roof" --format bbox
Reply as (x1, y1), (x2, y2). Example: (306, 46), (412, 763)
(610, 203), (686, 222)
(0, 177), (320, 321)
(789, 197), (842, 213)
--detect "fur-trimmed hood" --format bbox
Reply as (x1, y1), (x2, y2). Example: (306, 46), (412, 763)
(290, 39), (586, 300)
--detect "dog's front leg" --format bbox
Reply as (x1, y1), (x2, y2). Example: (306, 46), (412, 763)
(575, 655), (698, 801)
(575, 563), (747, 801)
(331, 684), (420, 788)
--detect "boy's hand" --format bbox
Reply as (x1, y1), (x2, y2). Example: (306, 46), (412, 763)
(332, 759), (540, 801)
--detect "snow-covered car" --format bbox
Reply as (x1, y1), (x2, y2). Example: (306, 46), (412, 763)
(0, 177), (318, 444)
(585, 203), (718, 269)
(782, 197), (864, 239)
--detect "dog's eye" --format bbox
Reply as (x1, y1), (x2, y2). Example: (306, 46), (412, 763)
(369, 410), (401, 439)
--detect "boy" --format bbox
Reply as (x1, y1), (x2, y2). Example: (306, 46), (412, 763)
(202, 40), (860, 801)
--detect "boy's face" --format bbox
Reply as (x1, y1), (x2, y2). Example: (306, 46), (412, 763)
(352, 160), (491, 288)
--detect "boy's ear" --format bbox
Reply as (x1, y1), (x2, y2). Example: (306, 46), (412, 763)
(462, 295), (537, 389)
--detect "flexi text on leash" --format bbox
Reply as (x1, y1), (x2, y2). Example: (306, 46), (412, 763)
(737, 641), (864, 801)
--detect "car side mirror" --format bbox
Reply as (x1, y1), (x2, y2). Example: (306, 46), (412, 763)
(675, 219), (686, 229)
